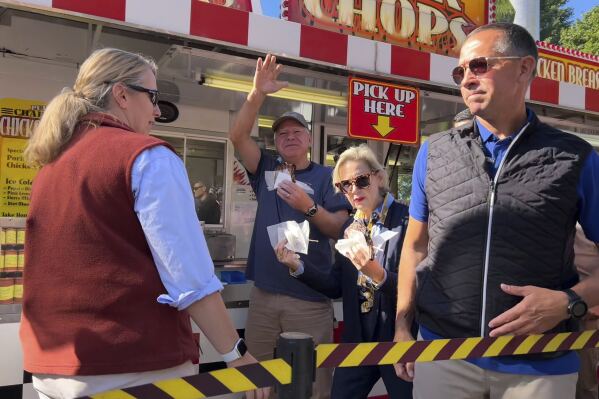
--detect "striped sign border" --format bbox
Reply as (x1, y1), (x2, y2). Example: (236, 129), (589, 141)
(5, 0), (599, 114)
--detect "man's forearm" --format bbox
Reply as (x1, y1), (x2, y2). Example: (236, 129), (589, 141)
(573, 265), (599, 309)
(310, 208), (347, 239)
(395, 220), (429, 330)
(229, 90), (265, 174)
(230, 90), (264, 143)
(392, 224), (427, 380)
(395, 250), (422, 330)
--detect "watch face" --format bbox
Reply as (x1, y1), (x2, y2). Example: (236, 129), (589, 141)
(238, 338), (248, 356)
(571, 301), (588, 319)
(305, 204), (317, 217)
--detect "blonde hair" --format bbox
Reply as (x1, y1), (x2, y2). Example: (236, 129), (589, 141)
(24, 48), (157, 167)
(332, 144), (389, 194)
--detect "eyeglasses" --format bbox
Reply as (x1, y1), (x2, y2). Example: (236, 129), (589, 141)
(335, 171), (376, 194)
(104, 81), (160, 105)
(126, 84), (160, 105)
(451, 56), (522, 85)
(193, 185), (205, 190)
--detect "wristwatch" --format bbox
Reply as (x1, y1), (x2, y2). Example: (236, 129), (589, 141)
(304, 202), (318, 218)
(221, 338), (247, 363)
(563, 288), (588, 320)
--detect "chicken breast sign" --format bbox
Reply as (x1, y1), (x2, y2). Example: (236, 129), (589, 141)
(348, 77), (420, 144)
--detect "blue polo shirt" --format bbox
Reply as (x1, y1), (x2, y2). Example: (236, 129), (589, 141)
(410, 110), (599, 375)
(246, 151), (351, 301)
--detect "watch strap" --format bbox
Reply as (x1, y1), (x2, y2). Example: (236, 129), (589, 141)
(221, 338), (246, 363)
(563, 288), (581, 303)
(563, 288), (587, 319)
(304, 202), (318, 217)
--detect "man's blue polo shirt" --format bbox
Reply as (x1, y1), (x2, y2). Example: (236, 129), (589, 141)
(410, 110), (599, 375)
(246, 150), (351, 301)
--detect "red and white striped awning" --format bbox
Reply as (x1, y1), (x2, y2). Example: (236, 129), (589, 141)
(4, 0), (599, 114)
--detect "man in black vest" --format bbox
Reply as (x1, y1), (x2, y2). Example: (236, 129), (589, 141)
(394, 23), (599, 398)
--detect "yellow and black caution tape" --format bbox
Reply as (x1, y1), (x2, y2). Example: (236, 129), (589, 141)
(316, 329), (599, 368)
(84, 358), (291, 399)
(83, 330), (599, 399)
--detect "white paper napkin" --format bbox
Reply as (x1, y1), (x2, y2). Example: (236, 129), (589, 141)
(335, 227), (398, 260)
(267, 220), (311, 255)
(265, 170), (314, 195)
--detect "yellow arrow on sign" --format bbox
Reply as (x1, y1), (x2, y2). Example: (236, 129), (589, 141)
(372, 115), (395, 137)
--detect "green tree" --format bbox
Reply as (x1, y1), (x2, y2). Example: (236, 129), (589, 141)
(395, 174), (412, 203)
(560, 6), (599, 55)
(494, 0), (573, 44)
(495, 0), (515, 23)
(540, 0), (573, 44)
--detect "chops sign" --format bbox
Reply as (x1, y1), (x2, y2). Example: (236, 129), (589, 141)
(286, 0), (487, 56)
(348, 77), (419, 144)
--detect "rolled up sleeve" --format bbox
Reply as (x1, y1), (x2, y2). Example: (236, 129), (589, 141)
(131, 146), (223, 310)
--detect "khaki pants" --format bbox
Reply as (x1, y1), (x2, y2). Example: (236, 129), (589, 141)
(576, 348), (599, 399)
(245, 287), (333, 399)
(413, 358), (577, 399)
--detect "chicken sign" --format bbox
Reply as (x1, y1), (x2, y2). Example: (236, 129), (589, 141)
(348, 77), (419, 144)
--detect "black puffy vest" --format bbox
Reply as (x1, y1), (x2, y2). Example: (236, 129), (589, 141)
(417, 113), (592, 338)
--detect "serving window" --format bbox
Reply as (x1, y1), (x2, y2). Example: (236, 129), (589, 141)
(152, 133), (227, 227)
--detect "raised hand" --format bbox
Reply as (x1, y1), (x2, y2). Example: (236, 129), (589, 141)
(253, 54), (288, 96)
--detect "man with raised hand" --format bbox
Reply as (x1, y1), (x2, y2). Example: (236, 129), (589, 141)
(229, 54), (350, 399)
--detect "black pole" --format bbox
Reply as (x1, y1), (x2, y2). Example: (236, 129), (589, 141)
(275, 332), (315, 399)
(383, 143), (393, 167)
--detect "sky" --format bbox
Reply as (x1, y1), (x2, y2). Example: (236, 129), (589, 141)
(567, 0), (597, 21)
(261, 0), (279, 18)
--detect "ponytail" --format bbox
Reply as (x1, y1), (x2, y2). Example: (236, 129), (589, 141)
(24, 89), (92, 167)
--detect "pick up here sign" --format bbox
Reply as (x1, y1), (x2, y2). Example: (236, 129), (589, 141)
(348, 77), (420, 144)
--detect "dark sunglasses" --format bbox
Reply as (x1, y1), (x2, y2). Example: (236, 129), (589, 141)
(104, 81), (160, 105)
(335, 171), (376, 194)
(451, 56), (522, 85)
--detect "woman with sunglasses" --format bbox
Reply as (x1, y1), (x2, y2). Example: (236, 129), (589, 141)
(21, 48), (266, 399)
(275, 144), (413, 398)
